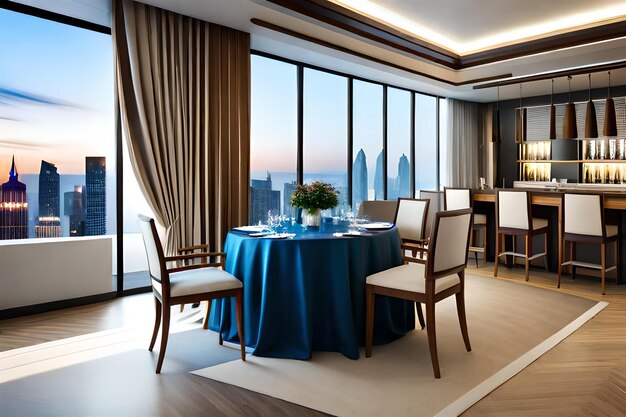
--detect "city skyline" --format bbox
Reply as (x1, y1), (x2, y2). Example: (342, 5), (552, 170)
(0, 155), (108, 239)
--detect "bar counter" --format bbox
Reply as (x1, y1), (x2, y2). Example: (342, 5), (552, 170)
(471, 183), (626, 284)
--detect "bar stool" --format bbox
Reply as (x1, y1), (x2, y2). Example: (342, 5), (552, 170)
(494, 190), (549, 281)
(444, 187), (487, 267)
(558, 193), (620, 295)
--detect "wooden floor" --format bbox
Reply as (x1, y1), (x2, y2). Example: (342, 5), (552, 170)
(0, 264), (624, 416)
(464, 264), (626, 417)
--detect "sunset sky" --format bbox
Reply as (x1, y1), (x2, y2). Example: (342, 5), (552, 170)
(0, 9), (114, 183)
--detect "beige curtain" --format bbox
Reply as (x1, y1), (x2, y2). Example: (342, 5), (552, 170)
(446, 99), (487, 188)
(113, 0), (250, 254)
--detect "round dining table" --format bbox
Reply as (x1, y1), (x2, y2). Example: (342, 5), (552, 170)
(207, 221), (415, 360)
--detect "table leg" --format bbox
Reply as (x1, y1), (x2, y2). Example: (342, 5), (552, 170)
(558, 204), (563, 282)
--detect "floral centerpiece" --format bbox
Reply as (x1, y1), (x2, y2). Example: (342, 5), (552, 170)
(290, 181), (339, 227)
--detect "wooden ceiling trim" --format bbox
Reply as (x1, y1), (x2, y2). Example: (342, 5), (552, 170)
(251, 18), (512, 86)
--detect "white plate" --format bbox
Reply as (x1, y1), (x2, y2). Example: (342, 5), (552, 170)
(234, 225), (269, 233)
(359, 222), (394, 230)
(261, 233), (292, 239)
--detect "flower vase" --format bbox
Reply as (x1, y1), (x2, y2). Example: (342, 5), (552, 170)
(303, 209), (322, 227)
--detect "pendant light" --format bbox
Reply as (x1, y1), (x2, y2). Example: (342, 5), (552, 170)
(515, 84), (526, 144)
(563, 75), (578, 139)
(549, 79), (556, 139)
(604, 71), (617, 137)
(585, 74), (598, 138)
(492, 84), (501, 143)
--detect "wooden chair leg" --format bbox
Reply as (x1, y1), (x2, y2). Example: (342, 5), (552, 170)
(426, 302), (440, 379)
(571, 242), (577, 279)
(615, 239), (620, 284)
(234, 291), (246, 361)
(601, 242), (606, 295)
(543, 232), (548, 272)
(202, 299), (212, 330)
(525, 235), (531, 282)
(558, 238), (564, 289)
(483, 224), (488, 266)
(155, 303), (170, 374)
(494, 231), (500, 277)
(416, 302), (425, 330)
(365, 285), (376, 358)
(455, 272), (471, 352)
(149, 297), (161, 351)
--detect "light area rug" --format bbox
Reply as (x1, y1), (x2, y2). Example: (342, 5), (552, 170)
(192, 274), (606, 417)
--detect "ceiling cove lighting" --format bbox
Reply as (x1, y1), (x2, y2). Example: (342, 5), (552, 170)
(563, 76), (578, 139)
(332, 0), (626, 54)
(585, 74), (599, 138)
(492, 85), (501, 143)
(604, 71), (618, 136)
(549, 79), (556, 140)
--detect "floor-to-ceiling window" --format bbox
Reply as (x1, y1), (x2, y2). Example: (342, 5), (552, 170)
(415, 93), (439, 193)
(0, 6), (117, 304)
(352, 80), (383, 209)
(249, 55), (298, 224)
(438, 98), (448, 189)
(303, 68), (349, 214)
(249, 52), (443, 220)
(387, 88), (412, 199)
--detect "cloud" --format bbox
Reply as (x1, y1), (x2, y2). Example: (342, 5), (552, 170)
(0, 139), (42, 151)
(0, 87), (78, 108)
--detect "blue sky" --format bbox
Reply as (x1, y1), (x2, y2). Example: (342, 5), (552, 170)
(0, 8), (114, 180)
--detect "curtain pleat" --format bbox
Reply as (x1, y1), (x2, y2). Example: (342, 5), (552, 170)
(113, 0), (250, 254)
(446, 99), (487, 188)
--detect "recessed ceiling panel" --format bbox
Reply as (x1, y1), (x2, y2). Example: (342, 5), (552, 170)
(332, 0), (626, 54)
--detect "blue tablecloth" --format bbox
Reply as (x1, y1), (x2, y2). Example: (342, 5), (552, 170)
(208, 222), (415, 359)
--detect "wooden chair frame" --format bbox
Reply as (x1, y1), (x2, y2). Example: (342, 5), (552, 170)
(366, 209), (473, 378)
(557, 193), (621, 295)
(494, 189), (549, 282)
(395, 198), (430, 329)
(138, 215), (245, 373)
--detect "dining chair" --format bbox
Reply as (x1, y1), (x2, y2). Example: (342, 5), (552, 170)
(394, 198), (430, 330)
(444, 187), (487, 267)
(138, 214), (245, 373)
(365, 208), (473, 378)
(394, 198), (430, 261)
(558, 193), (620, 294)
(418, 190), (443, 240)
(494, 190), (549, 281)
(357, 200), (398, 223)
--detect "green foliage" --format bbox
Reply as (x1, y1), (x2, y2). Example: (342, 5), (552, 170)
(290, 181), (339, 212)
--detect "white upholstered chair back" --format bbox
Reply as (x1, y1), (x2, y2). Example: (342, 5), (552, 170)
(444, 188), (471, 211)
(564, 194), (603, 236)
(498, 191), (529, 230)
(357, 200), (398, 223)
(138, 214), (164, 283)
(395, 199), (429, 241)
(430, 209), (472, 275)
(419, 190), (443, 238)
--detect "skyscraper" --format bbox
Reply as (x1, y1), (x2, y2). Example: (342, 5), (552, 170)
(0, 156), (29, 240)
(352, 149), (368, 209)
(397, 154), (411, 198)
(283, 180), (297, 218)
(85, 157), (106, 236)
(374, 151), (384, 200)
(64, 185), (85, 236)
(250, 172), (280, 225)
(35, 160), (61, 238)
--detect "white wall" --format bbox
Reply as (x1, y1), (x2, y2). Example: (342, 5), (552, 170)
(0, 237), (112, 310)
